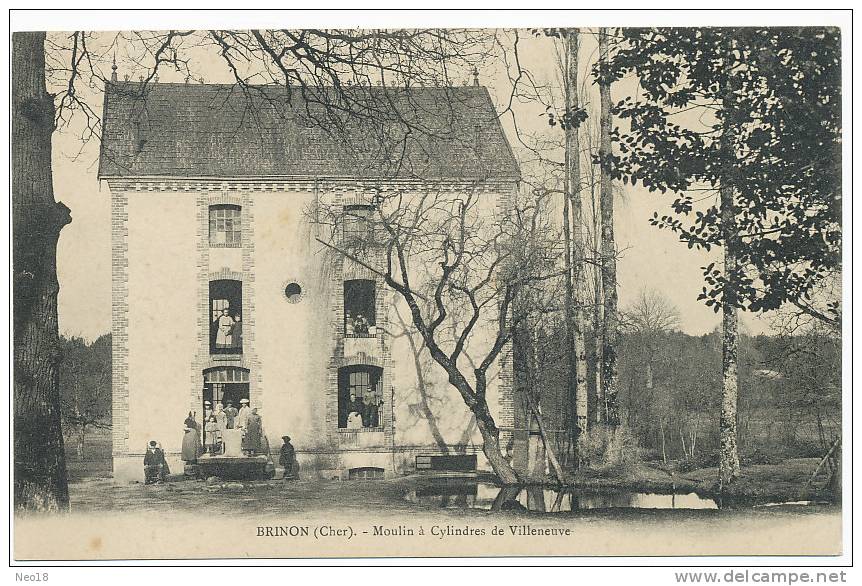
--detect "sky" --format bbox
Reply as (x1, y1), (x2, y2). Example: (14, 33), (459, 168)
(50, 29), (774, 342)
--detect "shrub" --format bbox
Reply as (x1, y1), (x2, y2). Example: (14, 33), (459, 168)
(577, 425), (640, 476)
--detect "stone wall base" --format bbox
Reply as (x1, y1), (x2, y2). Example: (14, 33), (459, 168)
(112, 445), (496, 483)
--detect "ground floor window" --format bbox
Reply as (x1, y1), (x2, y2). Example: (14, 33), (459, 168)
(338, 365), (383, 429)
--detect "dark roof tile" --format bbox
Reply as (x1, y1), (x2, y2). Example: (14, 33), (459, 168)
(98, 82), (519, 182)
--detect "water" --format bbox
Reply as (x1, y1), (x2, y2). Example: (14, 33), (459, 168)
(404, 481), (719, 512)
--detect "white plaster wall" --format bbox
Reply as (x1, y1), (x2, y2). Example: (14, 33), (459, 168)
(253, 191), (333, 452)
(388, 294), (506, 451)
(126, 192), (198, 456)
(117, 183), (513, 476)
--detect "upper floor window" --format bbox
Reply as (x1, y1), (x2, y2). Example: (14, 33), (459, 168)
(343, 205), (374, 246)
(344, 279), (376, 337)
(210, 279), (242, 354)
(209, 205), (242, 247)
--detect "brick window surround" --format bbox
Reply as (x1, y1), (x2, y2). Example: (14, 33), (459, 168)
(209, 204), (242, 247)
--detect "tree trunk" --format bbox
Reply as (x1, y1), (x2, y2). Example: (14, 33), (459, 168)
(560, 31), (580, 454)
(679, 426), (688, 459)
(565, 29), (589, 434)
(598, 28), (620, 426)
(593, 256), (604, 423)
(473, 405), (519, 485)
(717, 48), (743, 489)
(525, 392), (567, 484)
(78, 425), (87, 461)
(660, 419), (667, 464)
(718, 92), (742, 489)
(12, 31), (71, 512)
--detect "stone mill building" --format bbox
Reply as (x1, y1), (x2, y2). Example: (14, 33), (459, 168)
(98, 78), (521, 481)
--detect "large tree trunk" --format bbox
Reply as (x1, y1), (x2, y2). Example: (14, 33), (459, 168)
(598, 28), (620, 426)
(565, 29), (589, 434)
(718, 184), (742, 488)
(560, 32), (580, 455)
(473, 403), (519, 485)
(12, 32), (71, 512)
(718, 56), (742, 490)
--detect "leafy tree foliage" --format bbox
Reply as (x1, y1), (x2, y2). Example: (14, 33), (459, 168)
(603, 27), (841, 313)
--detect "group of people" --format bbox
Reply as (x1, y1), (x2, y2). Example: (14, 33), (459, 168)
(345, 395), (382, 429)
(203, 398), (264, 455)
(345, 311), (371, 336)
(144, 407), (299, 483)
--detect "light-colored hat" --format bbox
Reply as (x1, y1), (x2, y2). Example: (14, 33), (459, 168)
(204, 401), (211, 406)
(240, 399), (249, 404)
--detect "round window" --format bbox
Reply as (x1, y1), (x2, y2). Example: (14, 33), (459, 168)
(284, 282), (303, 303)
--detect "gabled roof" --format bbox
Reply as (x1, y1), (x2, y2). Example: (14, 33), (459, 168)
(98, 82), (520, 182)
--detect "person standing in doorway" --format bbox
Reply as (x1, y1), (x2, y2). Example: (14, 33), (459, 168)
(236, 398), (251, 429)
(214, 308), (235, 348)
(204, 415), (219, 455)
(214, 402), (227, 434)
(224, 401), (238, 429)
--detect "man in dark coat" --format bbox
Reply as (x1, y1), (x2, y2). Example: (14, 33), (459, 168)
(224, 401), (238, 429)
(279, 435), (297, 480)
(144, 440), (167, 484)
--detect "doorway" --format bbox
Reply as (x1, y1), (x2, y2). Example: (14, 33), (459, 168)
(202, 367), (250, 448)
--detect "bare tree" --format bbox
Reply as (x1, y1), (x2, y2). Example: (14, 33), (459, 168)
(621, 288), (682, 336)
(315, 183), (562, 484)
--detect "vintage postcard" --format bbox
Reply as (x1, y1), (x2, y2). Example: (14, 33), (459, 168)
(9, 10), (849, 565)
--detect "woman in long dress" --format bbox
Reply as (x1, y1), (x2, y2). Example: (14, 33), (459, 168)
(242, 408), (263, 455)
(181, 426), (202, 463)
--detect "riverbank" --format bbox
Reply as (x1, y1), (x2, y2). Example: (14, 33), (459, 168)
(562, 457), (834, 504)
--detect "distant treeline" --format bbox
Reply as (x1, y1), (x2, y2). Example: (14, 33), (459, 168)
(532, 325), (840, 466)
(58, 334), (111, 460)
